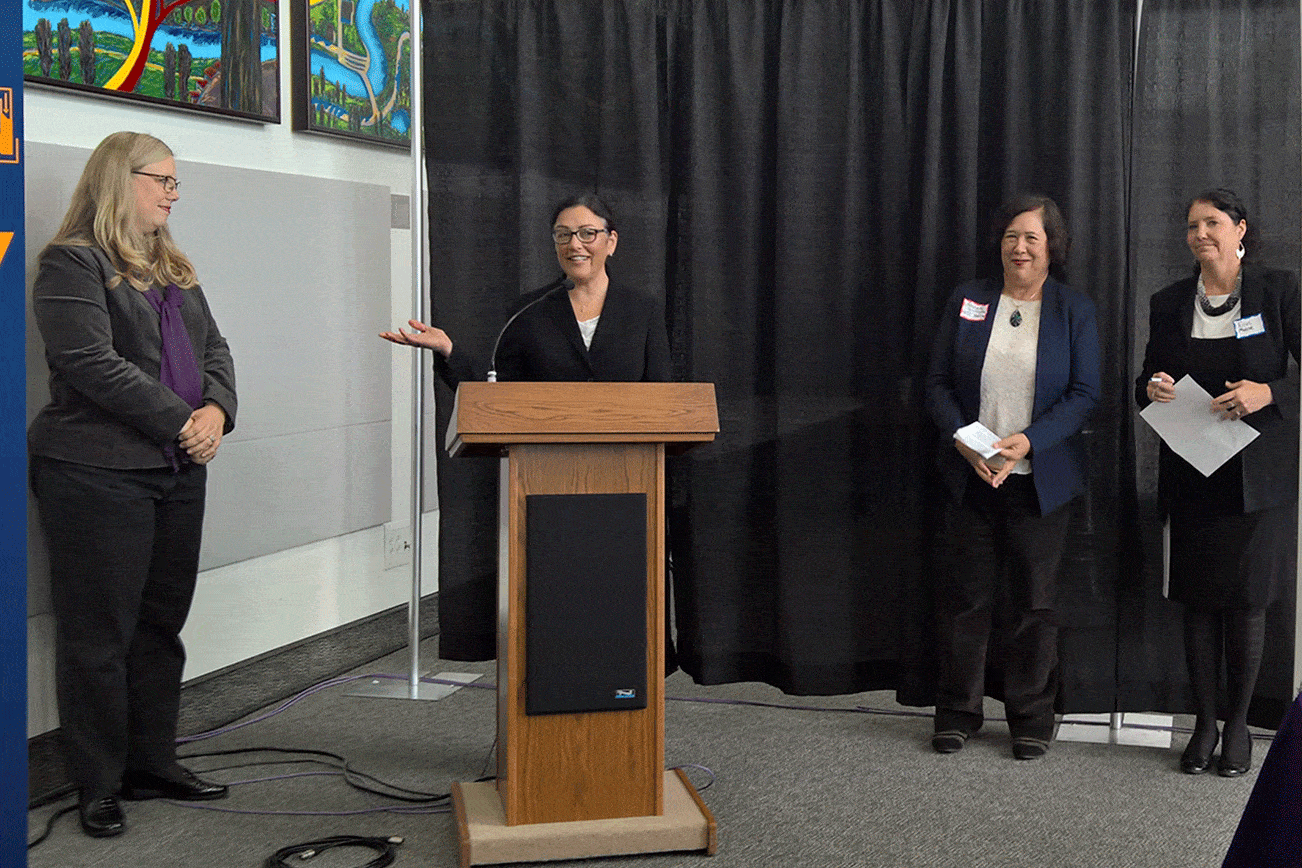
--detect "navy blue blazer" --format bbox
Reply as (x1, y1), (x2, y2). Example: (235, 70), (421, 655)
(925, 276), (1101, 516)
(434, 278), (672, 389)
(1135, 263), (1300, 513)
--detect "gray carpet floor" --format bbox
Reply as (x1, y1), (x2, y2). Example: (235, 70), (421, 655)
(27, 642), (1267, 868)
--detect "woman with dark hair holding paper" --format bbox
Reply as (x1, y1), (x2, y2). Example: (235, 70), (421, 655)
(925, 194), (1100, 760)
(380, 193), (671, 385)
(29, 132), (237, 837)
(1136, 188), (1300, 777)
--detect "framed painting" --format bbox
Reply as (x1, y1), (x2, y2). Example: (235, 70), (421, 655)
(289, 0), (411, 148)
(21, 0), (280, 122)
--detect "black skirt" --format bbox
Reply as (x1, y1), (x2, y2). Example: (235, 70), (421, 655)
(1168, 498), (1294, 609)
(1165, 335), (1293, 610)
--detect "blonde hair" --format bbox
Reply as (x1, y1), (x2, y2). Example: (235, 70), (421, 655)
(48, 131), (198, 292)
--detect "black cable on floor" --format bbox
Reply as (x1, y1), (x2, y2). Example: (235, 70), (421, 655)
(177, 746), (452, 803)
(263, 834), (402, 868)
(28, 783), (76, 811)
(28, 804), (76, 849)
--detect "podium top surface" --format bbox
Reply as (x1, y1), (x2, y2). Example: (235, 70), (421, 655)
(447, 382), (719, 457)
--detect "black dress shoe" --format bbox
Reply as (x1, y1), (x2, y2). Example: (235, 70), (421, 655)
(120, 767), (228, 801)
(1011, 737), (1049, 760)
(1217, 729), (1252, 778)
(79, 795), (125, 838)
(931, 730), (969, 753)
(1180, 723), (1218, 774)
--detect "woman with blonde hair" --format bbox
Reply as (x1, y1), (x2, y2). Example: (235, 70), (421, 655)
(29, 131), (237, 837)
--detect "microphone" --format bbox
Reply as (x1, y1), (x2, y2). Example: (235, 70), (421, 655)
(486, 276), (573, 382)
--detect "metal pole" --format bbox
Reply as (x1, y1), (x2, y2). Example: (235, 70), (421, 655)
(348, 0), (446, 701)
(405, 0), (426, 699)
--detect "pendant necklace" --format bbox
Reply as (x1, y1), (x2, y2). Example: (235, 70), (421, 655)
(1007, 292), (1040, 327)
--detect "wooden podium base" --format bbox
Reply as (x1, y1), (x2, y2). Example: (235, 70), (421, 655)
(451, 769), (717, 867)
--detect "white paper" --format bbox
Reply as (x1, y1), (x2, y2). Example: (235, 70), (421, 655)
(1140, 375), (1259, 477)
(954, 421), (1002, 459)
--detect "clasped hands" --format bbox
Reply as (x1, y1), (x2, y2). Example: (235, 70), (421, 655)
(1146, 373), (1272, 421)
(177, 402), (226, 465)
(955, 433), (1031, 488)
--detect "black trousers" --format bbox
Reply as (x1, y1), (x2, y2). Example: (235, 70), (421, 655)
(31, 456), (207, 798)
(935, 474), (1071, 739)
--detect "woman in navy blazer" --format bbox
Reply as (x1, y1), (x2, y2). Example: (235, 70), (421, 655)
(381, 193), (671, 386)
(1136, 189), (1300, 778)
(925, 194), (1100, 760)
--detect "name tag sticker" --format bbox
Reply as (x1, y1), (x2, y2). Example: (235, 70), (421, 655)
(1234, 314), (1265, 339)
(960, 298), (989, 322)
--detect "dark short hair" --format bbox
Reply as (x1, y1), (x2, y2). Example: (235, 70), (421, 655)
(992, 194), (1069, 272)
(550, 193), (616, 232)
(1187, 187), (1253, 257)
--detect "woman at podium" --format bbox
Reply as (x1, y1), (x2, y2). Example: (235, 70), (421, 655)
(381, 193), (671, 385)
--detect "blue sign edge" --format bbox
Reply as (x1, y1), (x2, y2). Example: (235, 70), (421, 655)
(2, 0), (28, 860)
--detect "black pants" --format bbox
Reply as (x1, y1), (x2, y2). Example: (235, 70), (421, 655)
(31, 456), (208, 798)
(935, 475), (1071, 739)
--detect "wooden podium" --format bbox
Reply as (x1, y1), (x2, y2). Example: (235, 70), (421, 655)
(446, 382), (720, 867)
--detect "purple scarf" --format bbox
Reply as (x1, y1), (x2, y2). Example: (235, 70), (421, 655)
(144, 284), (203, 468)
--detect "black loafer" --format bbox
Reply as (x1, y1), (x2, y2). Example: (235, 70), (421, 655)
(1217, 741), (1252, 778)
(1217, 758), (1251, 777)
(931, 730), (969, 754)
(1218, 726), (1252, 777)
(120, 767), (228, 801)
(1181, 754), (1213, 774)
(1180, 726), (1218, 775)
(79, 795), (125, 838)
(1011, 737), (1049, 760)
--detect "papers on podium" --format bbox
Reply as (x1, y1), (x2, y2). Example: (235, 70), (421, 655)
(1140, 375), (1259, 477)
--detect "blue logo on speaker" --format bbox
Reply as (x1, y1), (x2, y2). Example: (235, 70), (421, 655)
(615, 689), (637, 699)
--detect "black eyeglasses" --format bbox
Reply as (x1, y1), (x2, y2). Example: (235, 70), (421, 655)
(552, 226), (609, 245)
(133, 171), (180, 193)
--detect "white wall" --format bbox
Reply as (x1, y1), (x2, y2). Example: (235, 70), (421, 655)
(24, 48), (438, 737)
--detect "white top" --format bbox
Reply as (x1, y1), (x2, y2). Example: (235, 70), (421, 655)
(577, 315), (599, 349)
(1192, 275), (1239, 339)
(978, 294), (1041, 475)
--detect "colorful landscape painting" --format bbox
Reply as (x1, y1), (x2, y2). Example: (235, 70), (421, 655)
(291, 0), (410, 148)
(22, 0), (279, 121)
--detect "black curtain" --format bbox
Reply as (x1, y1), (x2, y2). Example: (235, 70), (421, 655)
(896, 1), (1136, 711)
(662, 1), (915, 693)
(1126, 0), (1301, 726)
(420, 0), (1297, 722)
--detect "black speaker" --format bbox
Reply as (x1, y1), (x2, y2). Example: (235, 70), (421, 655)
(524, 493), (648, 715)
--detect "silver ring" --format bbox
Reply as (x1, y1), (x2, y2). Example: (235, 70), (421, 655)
(207, 436), (214, 443)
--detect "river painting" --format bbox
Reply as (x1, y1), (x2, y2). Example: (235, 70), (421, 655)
(22, 0), (279, 121)
(291, 0), (410, 148)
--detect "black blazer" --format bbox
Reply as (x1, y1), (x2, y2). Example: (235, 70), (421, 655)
(434, 279), (672, 388)
(28, 244), (237, 470)
(1135, 263), (1301, 513)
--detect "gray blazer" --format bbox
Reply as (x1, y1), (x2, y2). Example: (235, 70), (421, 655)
(29, 244), (237, 469)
